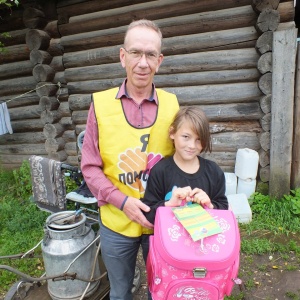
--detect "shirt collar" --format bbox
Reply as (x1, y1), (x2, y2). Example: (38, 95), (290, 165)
(116, 79), (158, 104)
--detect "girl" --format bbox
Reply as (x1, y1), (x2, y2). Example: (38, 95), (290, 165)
(143, 106), (228, 224)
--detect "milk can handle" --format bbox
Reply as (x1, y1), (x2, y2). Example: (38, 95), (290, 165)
(71, 224), (92, 239)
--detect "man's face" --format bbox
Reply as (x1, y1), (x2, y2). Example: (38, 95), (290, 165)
(120, 26), (163, 92)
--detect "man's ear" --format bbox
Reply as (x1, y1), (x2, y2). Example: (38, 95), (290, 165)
(156, 54), (164, 73)
(120, 48), (126, 68)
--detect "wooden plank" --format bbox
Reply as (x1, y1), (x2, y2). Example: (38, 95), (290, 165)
(291, 44), (300, 189)
(269, 28), (297, 198)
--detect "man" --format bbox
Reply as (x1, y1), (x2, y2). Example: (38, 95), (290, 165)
(81, 19), (179, 300)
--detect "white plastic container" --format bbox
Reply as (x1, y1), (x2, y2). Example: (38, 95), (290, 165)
(237, 177), (256, 199)
(235, 148), (259, 180)
(224, 172), (237, 196)
(227, 193), (252, 224)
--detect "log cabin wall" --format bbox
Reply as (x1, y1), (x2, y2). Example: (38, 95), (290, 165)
(0, 0), (296, 194)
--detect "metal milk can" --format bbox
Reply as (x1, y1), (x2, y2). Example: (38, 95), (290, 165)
(42, 211), (101, 300)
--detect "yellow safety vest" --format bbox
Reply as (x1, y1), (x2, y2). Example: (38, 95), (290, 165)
(93, 87), (179, 237)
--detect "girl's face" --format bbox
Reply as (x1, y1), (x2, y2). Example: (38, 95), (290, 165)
(170, 121), (203, 164)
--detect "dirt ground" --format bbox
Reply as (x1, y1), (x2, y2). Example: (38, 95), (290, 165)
(134, 249), (300, 300)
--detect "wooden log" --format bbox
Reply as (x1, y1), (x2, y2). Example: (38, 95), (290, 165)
(260, 94), (271, 114)
(26, 29), (51, 51)
(69, 94), (92, 111)
(278, 2), (294, 23)
(75, 124), (86, 135)
(65, 155), (79, 167)
(71, 110), (89, 125)
(60, 6), (258, 52)
(67, 78), (123, 94)
(0, 60), (32, 80)
(45, 137), (65, 153)
(54, 72), (66, 84)
(260, 113), (271, 132)
(0, 44), (30, 64)
(166, 83), (263, 105)
(0, 132), (45, 145)
(65, 48), (259, 82)
(259, 131), (270, 151)
(0, 154), (36, 164)
(257, 52), (272, 74)
(256, 31), (273, 54)
(259, 148), (270, 168)
(5, 92), (39, 109)
(59, 116), (74, 127)
(0, 28), (27, 47)
(252, 0), (280, 14)
(62, 26), (258, 68)
(0, 143), (47, 155)
(58, 0), (253, 36)
(65, 142), (77, 156)
(48, 150), (68, 162)
(0, 76), (36, 97)
(33, 64), (55, 82)
(9, 104), (42, 121)
(23, 7), (47, 29)
(291, 44), (300, 189)
(44, 20), (61, 39)
(258, 73), (272, 95)
(41, 101), (71, 124)
(209, 121), (262, 133)
(58, 1), (292, 53)
(43, 123), (65, 139)
(202, 151), (236, 167)
(47, 38), (64, 56)
(36, 82), (59, 97)
(259, 165), (270, 182)
(56, 87), (69, 101)
(30, 49), (52, 65)
(201, 102), (263, 121)
(50, 56), (64, 72)
(62, 130), (76, 142)
(155, 69), (260, 87)
(270, 28), (297, 198)
(10, 119), (44, 133)
(39, 96), (60, 111)
(211, 132), (260, 151)
(57, 0), (164, 20)
(255, 9), (280, 33)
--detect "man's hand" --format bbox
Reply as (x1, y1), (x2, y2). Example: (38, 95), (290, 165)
(122, 197), (154, 229)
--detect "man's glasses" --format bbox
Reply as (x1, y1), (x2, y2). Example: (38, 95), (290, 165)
(123, 48), (160, 62)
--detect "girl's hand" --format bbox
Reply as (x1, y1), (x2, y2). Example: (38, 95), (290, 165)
(166, 186), (192, 207)
(190, 188), (214, 209)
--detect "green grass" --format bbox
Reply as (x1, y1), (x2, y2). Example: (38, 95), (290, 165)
(0, 161), (300, 299)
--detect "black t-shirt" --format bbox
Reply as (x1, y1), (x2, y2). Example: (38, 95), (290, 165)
(142, 155), (228, 224)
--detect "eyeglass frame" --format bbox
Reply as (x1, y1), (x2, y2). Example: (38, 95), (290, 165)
(122, 48), (162, 62)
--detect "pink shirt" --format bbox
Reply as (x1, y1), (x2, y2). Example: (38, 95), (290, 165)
(81, 80), (159, 208)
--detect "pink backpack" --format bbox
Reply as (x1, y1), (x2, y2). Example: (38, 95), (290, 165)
(147, 207), (241, 300)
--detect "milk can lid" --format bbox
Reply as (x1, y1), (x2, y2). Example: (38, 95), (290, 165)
(46, 211), (86, 230)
